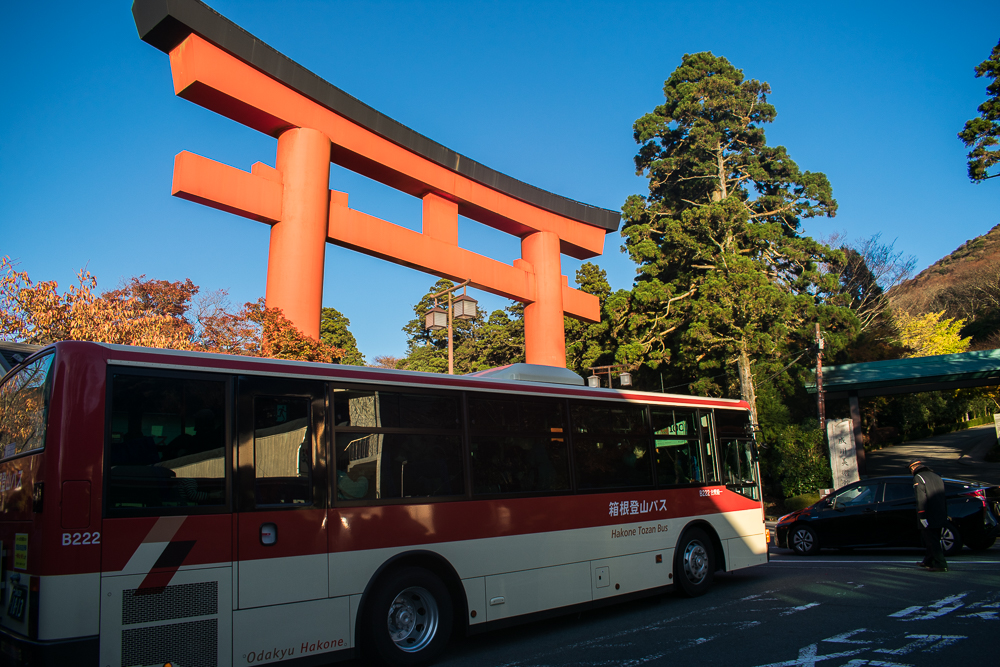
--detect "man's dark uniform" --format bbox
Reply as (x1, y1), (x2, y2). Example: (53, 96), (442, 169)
(909, 460), (948, 571)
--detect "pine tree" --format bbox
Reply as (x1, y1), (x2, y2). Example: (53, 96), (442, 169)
(620, 52), (852, 423)
(959, 39), (1000, 182)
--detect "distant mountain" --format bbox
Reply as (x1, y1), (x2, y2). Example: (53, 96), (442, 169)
(890, 224), (1000, 348)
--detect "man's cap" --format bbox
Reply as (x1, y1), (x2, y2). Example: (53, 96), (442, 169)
(908, 459), (929, 474)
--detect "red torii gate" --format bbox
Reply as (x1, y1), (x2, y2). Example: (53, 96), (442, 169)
(134, 0), (620, 368)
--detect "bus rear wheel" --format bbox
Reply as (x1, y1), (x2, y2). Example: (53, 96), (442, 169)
(362, 566), (454, 667)
(674, 528), (715, 597)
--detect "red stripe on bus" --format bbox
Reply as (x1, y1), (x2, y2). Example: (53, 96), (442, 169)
(329, 487), (759, 553)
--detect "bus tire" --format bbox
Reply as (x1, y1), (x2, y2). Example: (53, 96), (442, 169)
(674, 528), (715, 597)
(362, 566), (454, 667)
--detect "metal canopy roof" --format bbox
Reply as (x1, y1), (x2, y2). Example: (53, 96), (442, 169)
(806, 348), (1000, 399)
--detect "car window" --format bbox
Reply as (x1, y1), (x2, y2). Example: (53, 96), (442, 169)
(835, 483), (877, 507)
(883, 482), (913, 503)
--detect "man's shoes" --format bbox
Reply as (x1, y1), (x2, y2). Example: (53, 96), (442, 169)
(917, 561), (931, 568)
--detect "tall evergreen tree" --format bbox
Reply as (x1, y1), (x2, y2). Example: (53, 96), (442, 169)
(620, 52), (852, 424)
(959, 39), (1000, 182)
(563, 262), (633, 377)
(398, 279), (524, 374)
(320, 307), (365, 365)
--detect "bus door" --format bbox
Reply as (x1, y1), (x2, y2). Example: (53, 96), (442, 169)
(99, 369), (234, 667)
(234, 377), (328, 612)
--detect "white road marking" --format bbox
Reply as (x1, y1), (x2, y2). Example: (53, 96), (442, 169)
(751, 643), (866, 667)
(823, 628), (872, 644)
(889, 592), (970, 621)
(685, 637), (714, 647)
(781, 602), (821, 616)
(888, 606), (922, 619)
(768, 559), (999, 564)
(873, 634), (966, 655)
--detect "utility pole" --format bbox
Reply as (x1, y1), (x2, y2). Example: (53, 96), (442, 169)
(815, 323), (825, 431)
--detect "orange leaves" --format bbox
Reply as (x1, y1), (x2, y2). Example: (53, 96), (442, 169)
(1, 258), (187, 349)
(0, 257), (345, 363)
(199, 297), (345, 363)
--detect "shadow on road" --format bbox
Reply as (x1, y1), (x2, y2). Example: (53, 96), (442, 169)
(866, 425), (1000, 485)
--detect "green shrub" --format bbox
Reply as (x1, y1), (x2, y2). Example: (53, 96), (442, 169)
(784, 493), (821, 511)
(766, 424), (832, 498)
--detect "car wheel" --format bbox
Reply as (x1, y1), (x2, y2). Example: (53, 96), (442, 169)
(790, 525), (819, 556)
(361, 566), (453, 667)
(964, 534), (996, 551)
(940, 521), (963, 557)
(674, 528), (715, 597)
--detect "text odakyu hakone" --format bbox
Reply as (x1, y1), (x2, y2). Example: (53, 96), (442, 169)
(244, 638), (346, 664)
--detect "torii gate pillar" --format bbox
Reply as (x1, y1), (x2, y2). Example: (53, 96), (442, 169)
(265, 128), (332, 338)
(265, 127), (331, 340)
(522, 231), (566, 367)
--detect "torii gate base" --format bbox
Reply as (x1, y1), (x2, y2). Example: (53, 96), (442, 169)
(136, 1), (620, 369)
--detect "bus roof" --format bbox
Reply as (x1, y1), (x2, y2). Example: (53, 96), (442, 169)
(34, 341), (753, 412)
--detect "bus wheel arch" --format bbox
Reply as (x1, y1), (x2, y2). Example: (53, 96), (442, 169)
(677, 520), (725, 570)
(673, 523), (721, 597)
(357, 551), (466, 665)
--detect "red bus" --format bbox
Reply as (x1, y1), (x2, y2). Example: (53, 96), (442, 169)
(0, 341), (766, 667)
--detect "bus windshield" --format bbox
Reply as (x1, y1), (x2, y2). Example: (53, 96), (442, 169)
(0, 352), (55, 461)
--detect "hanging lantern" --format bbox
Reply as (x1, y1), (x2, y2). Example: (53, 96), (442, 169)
(587, 375), (601, 388)
(425, 303), (447, 331)
(619, 372), (632, 387)
(452, 293), (478, 321)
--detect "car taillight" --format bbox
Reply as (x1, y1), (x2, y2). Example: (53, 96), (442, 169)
(961, 489), (987, 505)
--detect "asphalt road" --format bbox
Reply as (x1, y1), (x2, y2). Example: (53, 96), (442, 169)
(403, 544), (1000, 667)
(866, 424), (1000, 486)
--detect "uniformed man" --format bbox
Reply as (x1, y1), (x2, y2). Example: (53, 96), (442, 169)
(908, 459), (948, 572)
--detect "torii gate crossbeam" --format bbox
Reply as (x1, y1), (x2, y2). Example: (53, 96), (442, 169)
(133, 0), (621, 368)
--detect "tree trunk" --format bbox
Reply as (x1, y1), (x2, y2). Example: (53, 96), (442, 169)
(737, 345), (758, 428)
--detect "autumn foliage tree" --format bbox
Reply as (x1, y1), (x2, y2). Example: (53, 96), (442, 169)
(0, 256), (345, 363)
(1, 258), (190, 349)
(895, 310), (972, 358)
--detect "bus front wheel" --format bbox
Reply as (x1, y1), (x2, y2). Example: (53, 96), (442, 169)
(362, 566), (454, 667)
(674, 528), (715, 597)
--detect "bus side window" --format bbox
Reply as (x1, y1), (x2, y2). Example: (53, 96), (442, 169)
(253, 396), (311, 506)
(107, 374), (227, 513)
(468, 396), (570, 495)
(332, 386), (464, 502)
(0, 353), (54, 461)
(570, 402), (652, 490)
(650, 409), (705, 485)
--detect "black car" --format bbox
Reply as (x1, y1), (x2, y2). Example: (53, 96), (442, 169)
(776, 475), (1000, 556)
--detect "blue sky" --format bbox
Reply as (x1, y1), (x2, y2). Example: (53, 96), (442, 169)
(1, 1), (997, 361)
